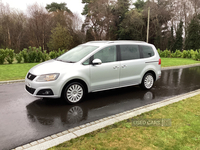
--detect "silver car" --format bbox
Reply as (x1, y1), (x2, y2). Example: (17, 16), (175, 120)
(25, 41), (161, 104)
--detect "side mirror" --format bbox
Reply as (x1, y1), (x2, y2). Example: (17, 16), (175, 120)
(92, 59), (102, 65)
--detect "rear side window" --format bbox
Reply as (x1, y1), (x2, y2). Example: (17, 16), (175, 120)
(120, 45), (140, 61)
(93, 46), (117, 63)
(141, 45), (155, 58)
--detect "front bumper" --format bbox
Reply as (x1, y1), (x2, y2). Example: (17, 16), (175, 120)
(25, 76), (62, 98)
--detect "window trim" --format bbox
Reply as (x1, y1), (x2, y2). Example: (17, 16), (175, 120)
(116, 45), (121, 61)
(138, 45), (144, 58)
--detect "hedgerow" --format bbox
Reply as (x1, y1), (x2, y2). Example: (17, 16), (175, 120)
(1, 47), (200, 65)
(0, 47), (67, 64)
(157, 49), (200, 61)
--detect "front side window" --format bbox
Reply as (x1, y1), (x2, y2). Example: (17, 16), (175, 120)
(83, 58), (90, 65)
(141, 45), (155, 58)
(93, 46), (117, 63)
(120, 45), (140, 61)
(56, 45), (99, 63)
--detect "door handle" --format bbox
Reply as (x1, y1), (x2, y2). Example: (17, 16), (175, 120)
(121, 65), (127, 68)
(113, 66), (119, 69)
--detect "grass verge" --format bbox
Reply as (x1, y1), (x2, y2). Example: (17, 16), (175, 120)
(49, 94), (200, 150)
(0, 63), (38, 81)
(161, 58), (200, 67)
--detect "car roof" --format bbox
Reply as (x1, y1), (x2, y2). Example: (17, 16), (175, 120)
(84, 40), (149, 47)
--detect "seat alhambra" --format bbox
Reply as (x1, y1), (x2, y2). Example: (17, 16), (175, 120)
(25, 41), (161, 104)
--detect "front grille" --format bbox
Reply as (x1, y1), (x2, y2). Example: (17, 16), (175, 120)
(26, 85), (36, 94)
(27, 72), (36, 81)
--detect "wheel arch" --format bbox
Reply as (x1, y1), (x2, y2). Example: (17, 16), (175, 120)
(61, 79), (89, 97)
(142, 70), (156, 82)
(140, 70), (156, 90)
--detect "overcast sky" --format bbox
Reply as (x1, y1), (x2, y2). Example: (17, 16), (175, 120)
(1, 0), (136, 21)
(1, 0), (85, 16)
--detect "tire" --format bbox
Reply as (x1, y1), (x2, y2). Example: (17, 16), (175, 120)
(63, 82), (85, 104)
(140, 73), (154, 90)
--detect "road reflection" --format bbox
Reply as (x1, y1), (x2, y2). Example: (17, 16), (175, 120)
(26, 66), (200, 128)
(26, 88), (155, 126)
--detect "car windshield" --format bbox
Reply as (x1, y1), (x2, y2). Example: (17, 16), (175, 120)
(56, 45), (99, 63)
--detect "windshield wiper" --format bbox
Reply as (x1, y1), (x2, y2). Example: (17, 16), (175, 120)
(56, 59), (63, 62)
(65, 61), (75, 63)
(56, 59), (75, 63)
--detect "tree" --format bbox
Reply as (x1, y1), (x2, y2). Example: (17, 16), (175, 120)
(46, 2), (82, 49)
(25, 3), (52, 50)
(133, 0), (145, 12)
(111, 0), (130, 39)
(45, 2), (73, 28)
(70, 13), (85, 46)
(82, 0), (90, 15)
(189, 0), (200, 15)
(172, 21), (183, 51)
(167, 26), (175, 50)
(0, 2), (26, 52)
(185, 16), (200, 50)
(142, 0), (172, 49)
(85, 28), (95, 42)
(168, 0), (195, 40)
(48, 23), (73, 50)
(82, 0), (116, 40)
(119, 10), (145, 40)
(114, 0), (130, 24)
(45, 2), (72, 13)
(8, 11), (26, 52)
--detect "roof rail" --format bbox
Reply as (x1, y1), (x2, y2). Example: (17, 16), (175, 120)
(112, 40), (147, 43)
(86, 40), (147, 44)
(86, 41), (111, 43)
(87, 40), (146, 43)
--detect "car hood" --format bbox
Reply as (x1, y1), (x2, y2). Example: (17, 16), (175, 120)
(29, 59), (75, 75)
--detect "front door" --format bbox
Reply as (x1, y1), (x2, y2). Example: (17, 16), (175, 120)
(90, 46), (120, 91)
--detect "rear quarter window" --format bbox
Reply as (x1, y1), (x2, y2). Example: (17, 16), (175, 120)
(141, 45), (155, 58)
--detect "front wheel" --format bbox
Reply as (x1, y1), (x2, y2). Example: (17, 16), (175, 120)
(63, 82), (85, 104)
(140, 73), (154, 90)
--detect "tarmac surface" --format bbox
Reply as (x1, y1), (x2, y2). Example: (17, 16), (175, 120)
(0, 64), (200, 150)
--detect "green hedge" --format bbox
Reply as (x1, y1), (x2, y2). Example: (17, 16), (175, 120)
(0, 47), (67, 64)
(1, 47), (200, 65)
(157, 49), (200, 61)
(0, 48), (15, 64)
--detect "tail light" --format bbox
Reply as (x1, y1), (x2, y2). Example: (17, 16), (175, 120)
(158, 58), (161, 65)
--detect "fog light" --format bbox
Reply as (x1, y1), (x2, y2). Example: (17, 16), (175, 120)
(37, 89), (54, 95)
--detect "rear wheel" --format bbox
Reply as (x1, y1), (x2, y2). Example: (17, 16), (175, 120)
(140, 73), (154, 90)
(63, 82), (85, 104)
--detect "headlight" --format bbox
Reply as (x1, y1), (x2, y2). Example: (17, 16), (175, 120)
(36, 73), (60, 82)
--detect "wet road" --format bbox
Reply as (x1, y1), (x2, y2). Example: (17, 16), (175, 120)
(1, 66), (200, 150)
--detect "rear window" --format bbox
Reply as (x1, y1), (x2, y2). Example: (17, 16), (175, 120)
(141, 45), (155, 58)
